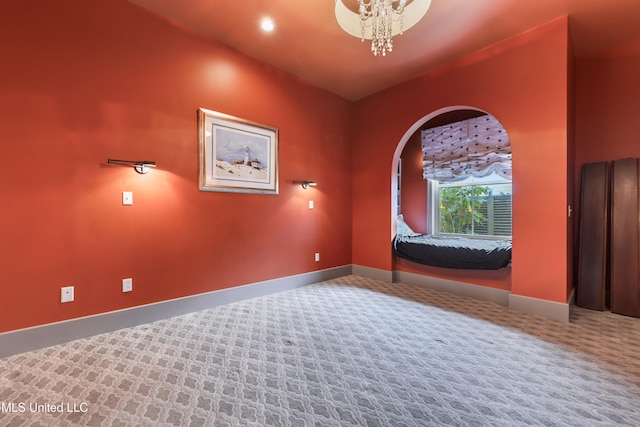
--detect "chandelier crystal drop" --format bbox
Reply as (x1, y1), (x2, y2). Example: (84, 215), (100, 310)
(358, 0), (407, 56)
(334, 0), (430, 57)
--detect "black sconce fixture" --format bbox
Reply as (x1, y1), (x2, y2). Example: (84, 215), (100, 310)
(293, 180), (317, 189)
(107, 158), (157, 174)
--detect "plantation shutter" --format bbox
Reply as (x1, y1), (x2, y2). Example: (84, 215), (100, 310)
(474, 194), (512, 236)
(492, 195), (512, 236)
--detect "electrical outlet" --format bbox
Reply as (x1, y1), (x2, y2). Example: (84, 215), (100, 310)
(61, 286), (74, 303)
(122, 278), (133, 293)
(315, 252), (320, 262)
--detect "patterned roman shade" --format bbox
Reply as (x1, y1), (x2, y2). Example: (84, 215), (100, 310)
(422, 115), (511, 182)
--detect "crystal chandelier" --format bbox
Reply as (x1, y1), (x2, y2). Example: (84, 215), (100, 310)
(358, 0), (406, 56)
(335, 0), (431, 57)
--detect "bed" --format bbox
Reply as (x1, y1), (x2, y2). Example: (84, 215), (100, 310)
(393, 234), (512, 270)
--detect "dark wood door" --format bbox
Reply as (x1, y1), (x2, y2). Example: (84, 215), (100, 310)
(577, 162), (608, 311)
(610, 158), (640, 317)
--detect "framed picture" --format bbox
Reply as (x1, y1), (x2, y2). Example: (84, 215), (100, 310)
(198, 108), (279, 195)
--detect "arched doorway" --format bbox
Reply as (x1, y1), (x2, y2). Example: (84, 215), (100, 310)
(391, 105), (512, 246)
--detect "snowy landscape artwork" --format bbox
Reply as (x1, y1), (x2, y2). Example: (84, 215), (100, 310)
(198, 108), (278, 194)
(213, 127), (269, 182)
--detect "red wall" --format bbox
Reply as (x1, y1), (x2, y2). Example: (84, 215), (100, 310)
(573, 36), (640, 294)
(575, 37), (640, 182)
(399, 132), (428, 235)
(0, 0), (353, 333)
(0, 3), (589, 335)
(352, 18), (571, 302)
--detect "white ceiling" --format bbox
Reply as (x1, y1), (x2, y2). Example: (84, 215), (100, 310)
(127, 0), (640, 101)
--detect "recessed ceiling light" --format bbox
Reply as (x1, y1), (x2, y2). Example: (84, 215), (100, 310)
(261, 17), (275, 32)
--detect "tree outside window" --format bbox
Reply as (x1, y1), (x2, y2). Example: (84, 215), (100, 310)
(434, 175), (512, 238)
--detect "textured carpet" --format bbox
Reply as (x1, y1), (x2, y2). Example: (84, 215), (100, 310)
(1, 275), (640, 426)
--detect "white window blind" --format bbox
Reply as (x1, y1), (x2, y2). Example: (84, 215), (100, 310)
(422, 115), (511, 182)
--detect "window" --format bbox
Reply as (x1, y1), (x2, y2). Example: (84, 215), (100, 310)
(420, 113), (512, 239)
(429, 173), (512, 238)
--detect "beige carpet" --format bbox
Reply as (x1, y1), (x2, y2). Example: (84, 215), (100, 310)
(1, 275), (640, 426)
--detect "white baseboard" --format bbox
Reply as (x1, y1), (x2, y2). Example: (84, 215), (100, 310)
(347, 265), (574, 322)
(395, 270), (574, 322)
(352, 264), (394, 282)
(395, 270), (511, 307)
(0, 265), (574, 359)
(397, 270), (571, 322)
(0, 265), (352, 359)
(509, 293), (571, 323)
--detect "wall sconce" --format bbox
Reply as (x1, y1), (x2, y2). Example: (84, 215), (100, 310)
(293, 180), (317, 189)
(107, 158), (157, 174)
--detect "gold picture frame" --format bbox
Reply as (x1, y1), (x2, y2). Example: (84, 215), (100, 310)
(198, 108), (279, 195)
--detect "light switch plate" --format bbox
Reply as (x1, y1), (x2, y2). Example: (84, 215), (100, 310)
(309, 200), (314, 209)
(122, 192), (133, 205)
(61, 286), (74, 303)
(122, 278), (133, 293)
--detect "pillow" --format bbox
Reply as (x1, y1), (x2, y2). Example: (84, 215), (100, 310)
(397, 214), (420, 237)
